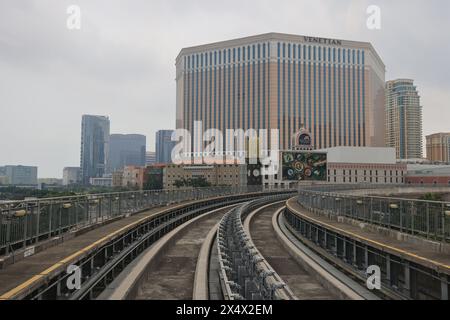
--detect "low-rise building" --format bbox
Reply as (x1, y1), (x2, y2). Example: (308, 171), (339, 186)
(38, 178), (63, 190)
(324, 147), (406, 184)
(0, 176), (10, 185)
(112, 171), (124, 187)
(262, 147), (406, 188)
(163, 164), (247, 190)
(405, 164), (450, 186)
(122, 166), (145, 189)
(63, 167), (81, 186)
(89, 176), (113, 187)
(0, 165), (38, 186)
(144, 165), (164, 190)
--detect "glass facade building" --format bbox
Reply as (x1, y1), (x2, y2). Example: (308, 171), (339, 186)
(80, 115), (110, 184)
(109, 134), (146, 172)
(0, 165), (38, 186)
(176, 33), (386, 152)
(155, 130), (176, 164)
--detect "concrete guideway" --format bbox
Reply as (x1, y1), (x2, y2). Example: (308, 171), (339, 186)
(273, 207), (379, 300)
(285, 197), (450, 300)
(0, 201), (192, 300)
(192, 220), (220, 300)
(287, 198), (450, 274)
(244, 202), (340, 300)
(0, 190), (295, 300)
(100, 205), (235, 300)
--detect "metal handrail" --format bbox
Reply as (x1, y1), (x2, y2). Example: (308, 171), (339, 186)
(0, 186), (295, 255)
(297, 186), (450, 242)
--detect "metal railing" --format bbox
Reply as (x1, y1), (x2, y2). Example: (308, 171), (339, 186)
(283, 207), (450, 300)
(217, 195), (297, 300)
(299, 183), (404, 193)
(0, 185), (286, 256)
(297, 188), (450, 243)
(15, 191), (290, 300)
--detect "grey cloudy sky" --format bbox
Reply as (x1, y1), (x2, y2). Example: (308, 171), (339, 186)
(1, 0), (449, 178)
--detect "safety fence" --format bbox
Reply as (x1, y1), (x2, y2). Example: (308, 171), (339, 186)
(297, 189), (450, 243)
(0, 186), (288, 255)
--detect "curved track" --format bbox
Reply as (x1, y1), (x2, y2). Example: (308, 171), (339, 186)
(104, 197), (373, 300)
(133, 206), (231, 300)
(247, 202), (337, 300)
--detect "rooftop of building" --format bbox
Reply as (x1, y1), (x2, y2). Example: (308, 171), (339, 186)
(386, 78), (415, 84)
(110, 133), (146, 138)
(406, 164), (450, 176)
(316, 146), (397, 164)
(176, 32), (384, 68)
(81, 114), (109, 120)
(426, 132), (450, 138)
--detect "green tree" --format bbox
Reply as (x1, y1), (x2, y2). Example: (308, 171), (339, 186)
(421, 193), (443, 201)
(172, 177), (211, 189)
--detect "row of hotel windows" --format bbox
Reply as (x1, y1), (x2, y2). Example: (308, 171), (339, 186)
(329, 176), (404, 184)
(276, 53), (366, 149)
(183, 55), (271, 148)
(262, 171), (404, 181)
(183, 54), (367, 150)
(183, 42), (365, 71)
(185, 43), (270, 70)
(277, 43), (365, 66)
(166, 175), (240, 179)
(328, 169), (405, 176)
(327, 169), (404, 184)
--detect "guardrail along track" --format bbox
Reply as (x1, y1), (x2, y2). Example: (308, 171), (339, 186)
(217, 195), (297, 300)
(285, 199), (450, 300)
(298, 188), (450, 243)
(3, 190), (295, 300)
(0, 186), (276, 256)
(247, 202), (337, 300)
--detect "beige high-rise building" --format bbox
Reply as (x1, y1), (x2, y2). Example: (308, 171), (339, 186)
(385, 79), (423, 159)
(175, 33), (386, 152)
(426, 133), (450, 163)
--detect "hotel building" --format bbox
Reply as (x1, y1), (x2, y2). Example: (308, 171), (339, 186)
(175, 33), (386, 152)
(426, 132), (450, 163)
(385, 79), (423, 159)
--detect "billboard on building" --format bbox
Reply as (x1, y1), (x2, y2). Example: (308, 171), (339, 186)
(281, 152), (327, 181)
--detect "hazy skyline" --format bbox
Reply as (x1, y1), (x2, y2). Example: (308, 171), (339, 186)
(1, 0), (449, 178)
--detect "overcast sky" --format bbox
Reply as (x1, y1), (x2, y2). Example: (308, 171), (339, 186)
(1, 0), (449, 178)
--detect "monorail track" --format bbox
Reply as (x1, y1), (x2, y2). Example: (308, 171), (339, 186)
(133, 206), (232, 300)
(100, 195), (378, 300)
(245, 202), (337, 299)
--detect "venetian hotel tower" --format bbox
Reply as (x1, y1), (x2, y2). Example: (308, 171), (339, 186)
(176, 33), (386, 151)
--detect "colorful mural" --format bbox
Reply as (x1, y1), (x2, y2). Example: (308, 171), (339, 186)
(281, 152), (327, 181)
